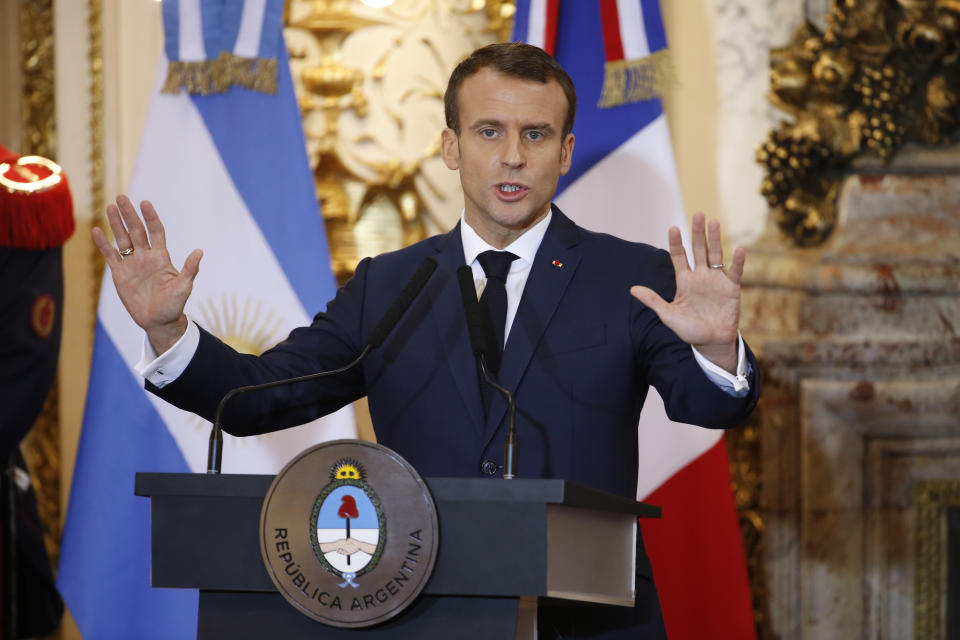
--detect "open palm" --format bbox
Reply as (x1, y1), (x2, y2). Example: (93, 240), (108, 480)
(91, 195), (202, 353)
(630, 213), (744, 373)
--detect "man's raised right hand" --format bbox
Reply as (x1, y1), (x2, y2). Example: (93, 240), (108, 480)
(92, 195), (202, 355)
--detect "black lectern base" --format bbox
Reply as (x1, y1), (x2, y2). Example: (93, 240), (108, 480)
(198, 592), (520, 639)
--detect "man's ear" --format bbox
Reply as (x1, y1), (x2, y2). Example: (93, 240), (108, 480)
(559, 133), (575, 176)
(440, 128), (460, 170)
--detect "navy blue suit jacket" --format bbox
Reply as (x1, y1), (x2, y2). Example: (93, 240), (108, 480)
(152, 206), (759, 638)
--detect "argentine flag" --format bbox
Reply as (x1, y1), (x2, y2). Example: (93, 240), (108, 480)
(514, 1), (756, 638)
(59, 1), (354, 637)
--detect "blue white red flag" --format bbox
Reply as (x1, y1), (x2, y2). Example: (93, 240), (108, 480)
(58, 1), (354, 637)
(514, 2), (756, 638)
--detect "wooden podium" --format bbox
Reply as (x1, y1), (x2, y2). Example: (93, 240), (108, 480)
(135, 473), (660, 639)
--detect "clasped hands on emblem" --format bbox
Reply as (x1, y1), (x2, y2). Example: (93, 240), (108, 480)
(319, 538), (377, 557)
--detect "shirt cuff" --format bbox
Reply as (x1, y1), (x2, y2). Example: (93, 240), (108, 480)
(691, 332), (751, 397)
(134, 319), (201, 388)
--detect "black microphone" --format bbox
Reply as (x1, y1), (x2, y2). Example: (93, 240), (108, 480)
(207, 257), (438, 474)
(456, 266), (518, 480)
(368, 257), (438, 347)
(456, 266), (494, 359)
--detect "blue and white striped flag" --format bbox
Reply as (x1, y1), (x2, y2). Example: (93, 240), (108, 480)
(59, 1), (354, 637)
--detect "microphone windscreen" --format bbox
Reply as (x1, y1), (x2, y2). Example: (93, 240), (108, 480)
(367, 257), (438, 348)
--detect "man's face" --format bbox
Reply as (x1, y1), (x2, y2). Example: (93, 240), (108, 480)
(441, 67), (574, 248)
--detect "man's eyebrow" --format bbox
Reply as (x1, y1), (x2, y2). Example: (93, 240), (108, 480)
(470, 119), (505, 129)
(468, 119), (556, 132)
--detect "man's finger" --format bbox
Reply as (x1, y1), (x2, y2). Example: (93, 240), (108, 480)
(707, 219), (723, 268)
(141, 200), (166, 251)
(115, 194), (150, 249)
(630, 285), (670, 320)
(91, 227), (123, 270)
(180, 249), (203, 283)
(667, 227), (688, 274)
(105, 203), (132, 252)
(691, 212), (707, 268)
(728, 247), (746, 284)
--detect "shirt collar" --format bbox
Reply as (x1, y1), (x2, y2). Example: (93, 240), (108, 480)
(460, 209), (552, 267)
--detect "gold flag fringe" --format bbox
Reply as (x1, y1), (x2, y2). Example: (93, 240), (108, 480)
(161, 52), (278, 96)
(598, 49), (673, 109)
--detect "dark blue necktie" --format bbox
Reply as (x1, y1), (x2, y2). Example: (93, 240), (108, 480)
(477, 250), (518, 375)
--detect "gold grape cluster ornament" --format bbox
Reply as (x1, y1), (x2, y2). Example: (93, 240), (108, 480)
(759, 0), (960, 245)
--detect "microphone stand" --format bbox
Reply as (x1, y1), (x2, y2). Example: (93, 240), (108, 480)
(456, 265), (518, 480)
(207, 344), (373, 474)
(477, 355), (517, 480)
(206, 256), (438, 474)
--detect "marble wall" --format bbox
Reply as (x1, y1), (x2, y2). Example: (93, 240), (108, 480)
(742, 166), (960, 638)
(707, 0), (805, 247)
(720, 3), (960, 636)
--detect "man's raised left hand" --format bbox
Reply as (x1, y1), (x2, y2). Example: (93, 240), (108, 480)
(629, 212), (744, 374)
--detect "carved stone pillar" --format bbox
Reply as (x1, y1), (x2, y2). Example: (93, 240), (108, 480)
(741, 160), (960, 638)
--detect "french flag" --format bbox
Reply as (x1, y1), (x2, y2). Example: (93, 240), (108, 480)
(514, 2), (756, 638)
(58, 1), (354, 637)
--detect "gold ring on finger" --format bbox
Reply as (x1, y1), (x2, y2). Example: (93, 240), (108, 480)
(120, 247), (135, 256)
(710, 263), (724, 269)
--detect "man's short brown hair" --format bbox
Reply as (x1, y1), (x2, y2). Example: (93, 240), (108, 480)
(444, 42), (577, 138)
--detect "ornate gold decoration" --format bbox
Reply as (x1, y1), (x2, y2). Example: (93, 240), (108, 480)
(759, 0), (960, 246)
(598, 48), (672, 108)
(90, 0), (106, 287)
(285, 0), (510, 283)
(914, 479), (960, 640)
(162, 52), (279, 95)
(18, 0), (61, 570)
(483, 0), (517, 42)
(726, 395), (773, 639)
(20, 0), (56, 159)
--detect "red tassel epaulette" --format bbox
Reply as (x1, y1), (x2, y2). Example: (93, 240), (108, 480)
(0, 144), (75, 250)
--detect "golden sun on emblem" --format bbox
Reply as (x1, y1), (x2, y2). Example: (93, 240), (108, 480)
(330, 458), (366, 482)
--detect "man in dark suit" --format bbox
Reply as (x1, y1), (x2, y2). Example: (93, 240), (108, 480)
(94, 43), (757, 639)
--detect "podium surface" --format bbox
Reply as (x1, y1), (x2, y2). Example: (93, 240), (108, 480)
(136, 473), (660, 639)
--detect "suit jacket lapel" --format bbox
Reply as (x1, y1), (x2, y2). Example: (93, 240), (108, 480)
(485, 207), (582, 438)
(428, 224), (486, 436)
